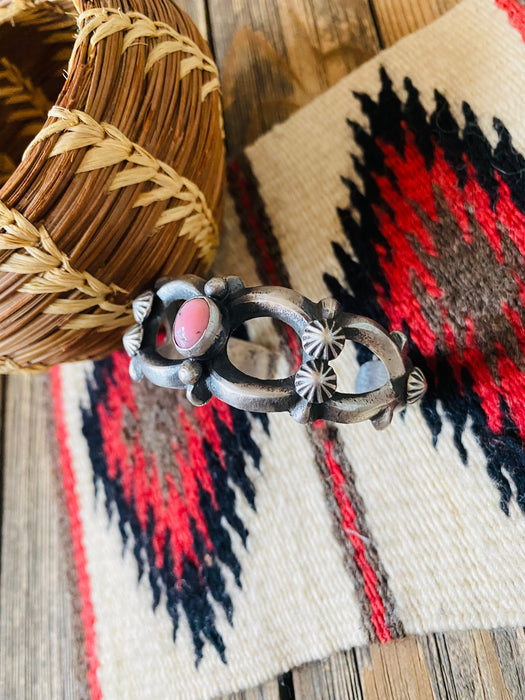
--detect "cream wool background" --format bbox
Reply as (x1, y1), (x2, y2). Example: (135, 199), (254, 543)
(59, 361), (368, 699)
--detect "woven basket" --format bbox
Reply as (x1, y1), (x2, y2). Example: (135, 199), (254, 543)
(0, 0), (225, 373)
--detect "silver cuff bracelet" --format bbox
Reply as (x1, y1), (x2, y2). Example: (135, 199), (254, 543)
(123, 275), (427, 427)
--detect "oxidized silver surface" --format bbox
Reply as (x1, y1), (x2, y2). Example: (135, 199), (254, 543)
(124, 275), (427, 427)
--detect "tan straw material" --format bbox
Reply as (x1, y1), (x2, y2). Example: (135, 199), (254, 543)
(0, 0), (225, 373)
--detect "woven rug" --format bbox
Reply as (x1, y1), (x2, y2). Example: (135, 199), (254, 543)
(49, 0), (525, 697)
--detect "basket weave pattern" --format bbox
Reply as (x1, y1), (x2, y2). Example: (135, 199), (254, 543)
(0, 0), (225, 373)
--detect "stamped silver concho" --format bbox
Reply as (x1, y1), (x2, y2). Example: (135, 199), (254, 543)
(123, 275), (427, 427)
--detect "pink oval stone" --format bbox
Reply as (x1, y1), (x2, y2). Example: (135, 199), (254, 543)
(173, 298), (210, 349)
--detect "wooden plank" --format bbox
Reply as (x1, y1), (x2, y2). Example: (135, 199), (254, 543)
(370, 0), (460, 47)
(293, 651), (363, 699)
(177, 0), (209, 38)
(354, 637), (434, 700)
(291, 631), (525, 700)
(491, 628), (525, 699)
(420, 629), (517, 700)
(0, 375), (81, 699)
(207, 0), (380, 151)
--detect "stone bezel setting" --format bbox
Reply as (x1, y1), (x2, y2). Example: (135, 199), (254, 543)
(172, 295), (226, 360)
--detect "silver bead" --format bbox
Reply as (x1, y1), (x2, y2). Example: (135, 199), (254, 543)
(179, 359), (202, 386)
(129, 355), (144, 382)
(319, 297), (342, 320)
(204, 277), (228, 300)
(225, 275), (245, 295)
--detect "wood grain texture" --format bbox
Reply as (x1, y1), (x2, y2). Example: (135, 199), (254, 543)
(208, 0), (380, 151)
(490, 628), (525, 699)
(355, 638), (434, 700)
(293, 651), (364, 699)
(371, 0), (460, 47)
(177, 0), (209, 37)
(420, 630), (520, 700)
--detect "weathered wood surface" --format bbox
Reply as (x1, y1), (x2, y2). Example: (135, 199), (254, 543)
(3, 0), (525, 698)
(209, 0), (380, 152)
(371, 0), (459, 46)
